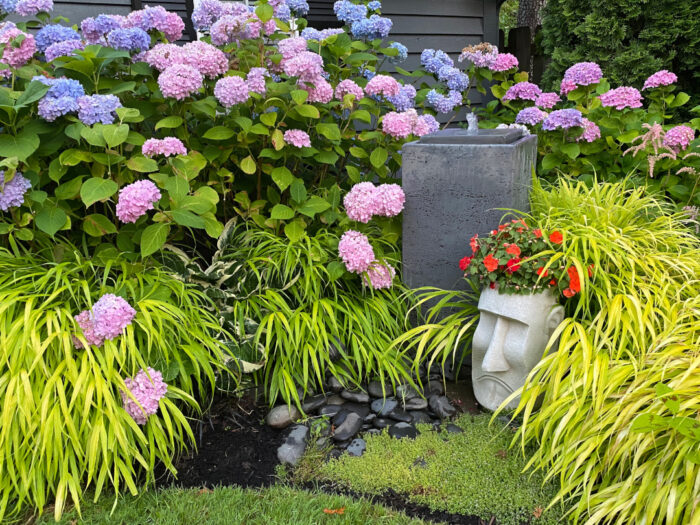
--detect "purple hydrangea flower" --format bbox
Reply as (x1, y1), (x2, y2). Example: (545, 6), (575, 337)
(438, 65), (470, 91)
(158, 64), (203, 100)
(214, 75), (249, 107)
(107, 27), (150, 52)
(287, 0), (309, 16)
(502, 81), (542, 102)
(338, 230), (374, 274)
(116, 179), (161, 223)
(33, 76), (85, 99)
(542, 108), (583, 131)
(191, 0), (248, 32)
(14, 0), (52, 16)
(560, 62), (602, 95)
(44, 39), (84, 61)
(76, 94), (122, 125)
(91, 293), (136, 340)
(333, 0), (367, 24)
(643, 70), (677, 90)
(246, 67), (268, 95)
(0, 0), (17, 14)
(489, 53), (518, 72)
(535, 92), (561, 109)
(516, 106), (547, 125)
(284, 129), (311, 147)
(386, 84), (416, 112)
(414, 114), (439, 136)
(142, 137), (187, 157)
(73, 310), (104, 348)
(598, 86), (643, 110)
(35, 24), (80, 53)
(0, 172), (31, 211)
(301, 27), (344, 41)
(38, 95), (79, 121)
(421, 48), (453, 74)
(458, 43), (498, 68)
(577, 118), (601, 143)
(126, 6), (185, 42)
(351, 14), (392, 40)
(121, 367), (168, 425)
(426, 89), (462, 114)
(81, 14), (124, 44)
(663, 125), (695, 152)
(335, 78), (364, 102)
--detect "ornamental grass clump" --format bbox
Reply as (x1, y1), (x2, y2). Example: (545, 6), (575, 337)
(501, 178), (700, 525)
(0, 251), (236, 521)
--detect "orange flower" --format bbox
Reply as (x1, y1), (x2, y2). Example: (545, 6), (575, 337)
(533, 229), (543, 238)
(459, 256), (472, 271)
(567, 266), (581, 293)
(470, 234), (479, 253)
(483, 254), (499, 272)
(498, 224), (508, 231)
(563, 287), (576, 298)
(549, 231), (563, 244)
(505, 244), (521, 256)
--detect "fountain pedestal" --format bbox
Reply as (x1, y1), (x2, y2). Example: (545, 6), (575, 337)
(401, 128), (537, 291)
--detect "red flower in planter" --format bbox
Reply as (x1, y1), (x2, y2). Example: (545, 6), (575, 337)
(567, 266), (581, 293)
(505, 257), (521, 273)
(459, 256), (472, 271)
(470, 234), (479, 253)
(549, 231), (563, 244)
(483, 254), (499, 272)
(563, 287), (576, 298)
(533, 229), (543, 238)
(536, 267), (549, 277)
(505, 244), (521, 257)
(489, 282), (497, 289)
(549, 279), (557, 286)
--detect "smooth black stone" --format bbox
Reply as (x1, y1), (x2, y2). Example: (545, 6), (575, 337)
(302, 395), (327, 413)
(319, 405), (342, 417)
(367, 380), (392, 398)
(404, 397), (428, 411)
(389, 408), (413, 423)
(335, 439), (351, 449)
(333, 412), (363, 441)
(388, 422), (418, 440)
(347, 438), (366, 457)
(371, 397), (398, 416)
(429, 394), (457, 419)
(341, 390), (370, 404)
(327, 376), (344, 392)
(332, 409), (350, 427)
(409, 411), (432, 424)
(396, 384), (421, 400)
(446, 423), (464, 434)
(364, 413), (377, 423)
(373, 417), (392, 429)
(364, 428), (382, 436)
(342, 402), (370, 418)
(326, 394), (346, 406)
(361, 423), (373, 431)
(427, 380), (445, 395)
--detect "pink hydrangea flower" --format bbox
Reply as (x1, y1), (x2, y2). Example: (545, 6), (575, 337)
(362, 261), (395, 290)
(489, 53), (518, 72)
(502, 81), (542, 102)
(214, 75), (250, 107)
(335, 79), (364, 102)
(344, 182), (377, 223)
(577, 118), (601, 143)
(15, 0), (53, 16)
(302, 78), (333, 103)
(338, 230), (374, 274)
(278, 36), (307, 59)
(643, 70), (678, 90)
(121, 367), (168, 425)
(0, 27), (36, 69)
(365, 74), (401, 97)
(158, 64), (203, 100)
(535, 92), (561, 109)
(599, 86), (643, 110)
(560, 62), (602, 95)
(116, 180), (162, 223)
(145, 43), (184, 71)
(413, 114), (439, 136)
(246, 67), (269, 95)
(91, 293), (136, 340)
(181, 41), (228, 78)
(142, 137), (187, 157)
(382, 110), (415, 139)
(210, 13), (263, 45)
(284, 129), (311, 148)
(73, 310), (105, 348)
(374, 184), (405, 217)
(282, 51), (324, 83)
(663, 125), (695, 152)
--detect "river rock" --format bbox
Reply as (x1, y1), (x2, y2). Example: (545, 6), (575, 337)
(342, 402), (370, 418)
(368, 380), (393, 398)
(404, 397), (428, 411)
(446, 423), (464, 434)
(332, 409), (350, 427)
(327, 376), (344, 392)
(326, 394), (346, 406)
(371, 397), (398, 416)
(341, 389), (370, 404)
(364, 413), (377, 424)
(373, 417), (392, 429)
(388, 422), (418, 440)
(347, 438), (366, 457)
(302, 395), (327, 413)
(409, 411), (432, 424)
(277, 425), (308, 466)
(429, 395), (456, 419)
(427, 380), (445, 395)
(266, 405), (301, 429)
(396, 384), (421, 401)
(333, 412), (363, 441)
(319, 405), (342, 417)
(389, 408), (413, 423)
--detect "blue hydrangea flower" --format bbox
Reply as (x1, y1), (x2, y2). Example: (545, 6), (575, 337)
(76, 94), (122, 125)
(106, 27), (150, 52)
(0, 0), (17, 14)
(421, 48), (453, 74)
(275, 3), (291, 22)
(0, 172), (31, 211)
(301, 27), (344, 41)
(38, 95), (79, 121)
(287, 0), (309, 16)
(351, 14), (392, 40)
(333, 0), (367, 24)
(361, 68), (376, 81)
(35, 24), (80, 53)
(368, 1), (381, 10)
(426, 89), (462, 114)
(386, 84), (416, 111)
(541, 108), (583, 131)
(32, 76), (85, 99)
(437, 65), (470, 91)
(387, 42), (407, 64)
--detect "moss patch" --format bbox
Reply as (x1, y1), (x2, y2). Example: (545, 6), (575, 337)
(307, 414), (564, 525)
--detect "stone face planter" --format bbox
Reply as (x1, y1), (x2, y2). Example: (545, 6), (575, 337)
(471, 287), (564, 412)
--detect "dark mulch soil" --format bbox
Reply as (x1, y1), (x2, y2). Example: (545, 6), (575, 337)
(156, 395), (284, 489)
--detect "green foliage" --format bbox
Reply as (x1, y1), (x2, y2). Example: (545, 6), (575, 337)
(539, 0), (700, 108)
(0, 250), (236, 521)
(34, 485), (427, 525)
(309, 414), (564, 525)
(501, 178), (700, 524)
(499, 0), (520, 41)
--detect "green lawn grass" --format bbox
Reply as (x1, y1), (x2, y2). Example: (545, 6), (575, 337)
(303, 414), (565, 525)
(33, 485), (430, 525)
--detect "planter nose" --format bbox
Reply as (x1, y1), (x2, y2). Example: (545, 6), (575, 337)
(481, 318), (510, 373)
